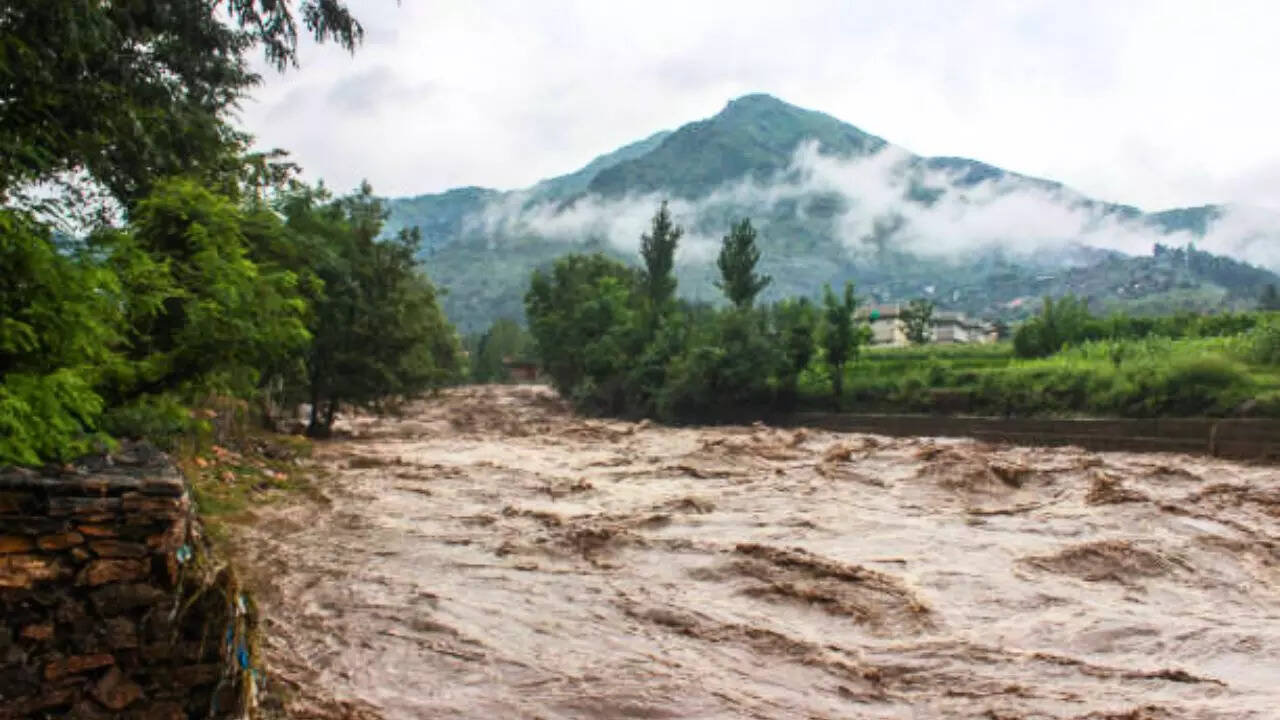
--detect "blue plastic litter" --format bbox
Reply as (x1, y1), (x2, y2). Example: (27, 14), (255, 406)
(236, 644), (250, 669)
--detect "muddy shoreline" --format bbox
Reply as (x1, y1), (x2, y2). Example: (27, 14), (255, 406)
(230, 385), (1280, 719)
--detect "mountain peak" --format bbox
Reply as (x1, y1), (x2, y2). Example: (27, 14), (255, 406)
(585, 94), (885, 199)
(723, 92), (789, 109)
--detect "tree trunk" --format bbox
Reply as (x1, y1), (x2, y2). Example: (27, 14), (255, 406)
(832, 362), (844, 411)
(306, 385), (329, 438)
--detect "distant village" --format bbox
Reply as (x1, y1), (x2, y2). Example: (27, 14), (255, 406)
(858, 304), (1000, 347)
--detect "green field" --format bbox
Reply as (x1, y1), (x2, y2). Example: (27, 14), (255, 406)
(798, 333), (1280, 418)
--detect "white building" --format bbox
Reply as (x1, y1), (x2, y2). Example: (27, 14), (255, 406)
(858, 304), (996, 347)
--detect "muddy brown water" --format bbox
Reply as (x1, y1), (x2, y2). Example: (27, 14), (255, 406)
(229, 385), (1280, 719)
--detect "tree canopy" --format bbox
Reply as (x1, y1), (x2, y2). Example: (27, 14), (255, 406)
(901, 299), (935, 345)
(820, 282), (866, 407)
(0, 0), (362, 206)
(639, 201), (682, 318)
(1, 0), (468, 464)
(716, 218), (771, 308)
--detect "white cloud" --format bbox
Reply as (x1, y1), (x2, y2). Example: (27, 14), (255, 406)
(462, 141), (1280, 271)
(238, 0), (1280, 214)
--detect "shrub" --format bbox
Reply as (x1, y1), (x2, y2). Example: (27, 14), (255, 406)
(1244, 318), (1280, 365)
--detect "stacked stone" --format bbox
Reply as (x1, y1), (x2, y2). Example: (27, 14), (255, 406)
(0, 445), (238, 719)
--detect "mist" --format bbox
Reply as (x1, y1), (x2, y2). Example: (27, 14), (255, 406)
(466, 141), (1280, 272)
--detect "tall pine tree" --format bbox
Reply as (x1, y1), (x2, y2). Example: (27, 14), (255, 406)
(821, 282), (866, 409)
(716, 218), (771, 308)
(639, 201), (682, 318)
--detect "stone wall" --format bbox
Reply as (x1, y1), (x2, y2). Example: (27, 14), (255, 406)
(786, 413), (1280, 461)
(0, 444), (253, 719)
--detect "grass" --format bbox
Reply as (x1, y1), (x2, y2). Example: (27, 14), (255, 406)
(175, 426), (318, 541)
(798, 335), (1280, 418)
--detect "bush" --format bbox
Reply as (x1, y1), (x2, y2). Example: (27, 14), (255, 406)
(1244, 318), (1280, 365)
(1, 211), (123, 465)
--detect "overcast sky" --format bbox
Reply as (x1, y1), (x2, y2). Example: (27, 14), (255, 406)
(238, 1), (1280, 211)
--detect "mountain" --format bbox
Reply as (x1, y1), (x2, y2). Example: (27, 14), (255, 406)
(387, 94), (1280, 333)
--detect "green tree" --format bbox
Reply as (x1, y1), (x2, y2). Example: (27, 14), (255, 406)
(900, 298), (935, 345)
(0, 211), (130, 464)
(525, 254), (641, 408)
(773, 298), (816, 408)
(1013, 294), (1100, 358)
(109, 178), (310, 405)
(658, 307), (782, 419)
(0, 0), (362, 205)
(1260, 283), (1280, 311)
(282, 182), (460, 437)
(715, 218), (771, 308)
(470, 318), (534, 383)
(820, 282), (865, 408)
(639, 201), (683, 319)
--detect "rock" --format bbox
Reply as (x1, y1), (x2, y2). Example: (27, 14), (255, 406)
(0, 554), (70, 588)
(92, 666), (144, 710)
(71, 698), (117, 719)
(0, 490), (39, 513)
(37, 531), (85, 550)
(47, 496), (122, 518)
(91, 584), (164, 615)
(140, 642), (172, 662)
(1234, 398), (1260, 417)
(76, 524), (117, 538)
(44, 653), (115, 680)
(140, 474), (186, 498)
(89, 539), (149, 558)
(131, 700), (186, 720)
(103, 618), (138, 649)
(77, 559), (149, 586)
(172, 663), (220, 687)
(0, 534), (35, 553)
(16, 686), (77, 714)
(3, 517), (72, 534)
(56, 597), (89, 624)
(20, 623), (54, 641)
(75, 474), (143, 495)
(121, 492), (186, 516)
(146, 518), (186, 552)
(112, 441), (166, 468)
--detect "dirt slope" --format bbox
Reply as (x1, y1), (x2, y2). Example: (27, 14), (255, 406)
(230, 385), (1280, 719)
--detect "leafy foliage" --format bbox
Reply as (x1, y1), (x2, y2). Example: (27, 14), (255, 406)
(525, 207), (867, 420)
(820, 282), (867, 407)
(900, 299), (935, 345)
(0, 0), (466, 465)
(1014, 293), (1267, 359)
(0, 0), (361, 204)
(774, 298), (817, 408)
(280, 182), (460, 437)
(1243, 316), (1280, 366)
(1261, 284), (1280, 311)
(639, 201), (683, 319)
(116, 178), (311, 400)
(468, 319), (536, 383)
(0, 211), (124, 464)
(524, 203), (1279, 422)
(716, 219), (771, 308)
(525, 254), (642, 407)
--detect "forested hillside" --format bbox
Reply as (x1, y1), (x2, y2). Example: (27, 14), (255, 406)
(387, 94), (1280, 333)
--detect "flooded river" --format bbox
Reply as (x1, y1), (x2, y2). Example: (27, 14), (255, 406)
(230, 385), (1280, 719)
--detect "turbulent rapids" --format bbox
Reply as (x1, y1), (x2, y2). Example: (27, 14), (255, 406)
(230, 386), (1280, 719)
